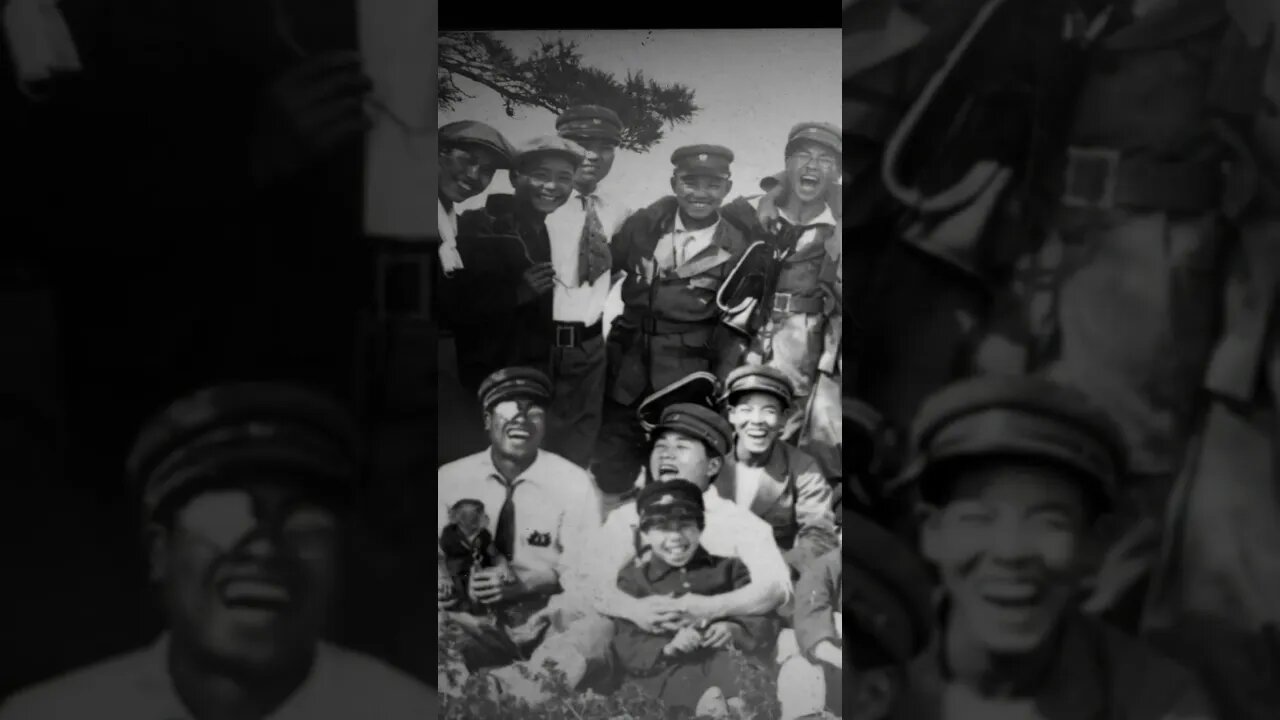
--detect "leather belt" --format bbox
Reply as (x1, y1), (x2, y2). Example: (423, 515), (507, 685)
(554, 320), (602, 348)
(772, 291), (827, 315)
(1060, 146), (1222, 213)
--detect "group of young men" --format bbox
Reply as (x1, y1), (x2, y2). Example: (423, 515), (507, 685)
(436, 105), (844, 501)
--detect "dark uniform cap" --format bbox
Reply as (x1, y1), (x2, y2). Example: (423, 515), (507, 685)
(899, 375), (1127, 508)
(477, 366), (553, 410)
(555, 104), (624, 143)
(636, 478), (705, 523)
(843, 512), (935, 666)
(637, 372), (720, 433)
(671, 144), (734, 179)
(440, 120), (515, 169)
(126, 383), (362, 520)
(785, 121), (842, 158)
(722, 364), (795, 408)
(514, 135), (586, 169)
(653, 403), (734, 459)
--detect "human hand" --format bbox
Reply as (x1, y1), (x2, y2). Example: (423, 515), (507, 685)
(663, 626), (703, 656)
(629, 594), (689, 634)
(438, 565), (456, 605)
(700, 621), (736, 649)
(516, 262), (557, 304)
(251, 51), (374, 187)
(470, 566), (523, 605)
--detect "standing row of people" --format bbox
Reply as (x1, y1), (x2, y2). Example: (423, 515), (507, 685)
(435, 106), (845, 510)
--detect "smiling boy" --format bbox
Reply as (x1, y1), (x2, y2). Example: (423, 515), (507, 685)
(715, 364), (836, 576)
(613, 479), (777, 718)
(592, 145), (751, 508)
(891, 375), (1218, 720)
(443, 137), (586, 394)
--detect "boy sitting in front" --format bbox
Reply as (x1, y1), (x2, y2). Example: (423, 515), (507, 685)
(612, 480), (778, 718)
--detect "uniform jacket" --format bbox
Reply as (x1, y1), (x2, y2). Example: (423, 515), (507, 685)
(714, 441), (837, 563)
(720, 197), (842, 401)
(892, 611), (1218, 720)
(612, 548), (777, 674)
(442, 194), (555, 390)
(0, 634), (434, 720)
(792, 548), (842, 662)
(607, 197), (751, 405)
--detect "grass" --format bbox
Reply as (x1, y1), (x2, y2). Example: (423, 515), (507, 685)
(439, 624), (786, 720)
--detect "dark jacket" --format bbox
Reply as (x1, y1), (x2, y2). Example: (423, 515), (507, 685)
(443, 194), (555, 390)
(613, 547), (777, 710)
(607, 197), (750, 405)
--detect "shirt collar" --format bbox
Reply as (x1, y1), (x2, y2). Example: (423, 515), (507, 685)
(777, 203), (837, 228)
(477, 449), (549, 487)
(673, 212), (720, 237)
(643, 546), (715, 583)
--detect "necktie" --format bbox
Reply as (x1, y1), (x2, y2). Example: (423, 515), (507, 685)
(577, 195), (612, 285)
(493, 476), (520, 559)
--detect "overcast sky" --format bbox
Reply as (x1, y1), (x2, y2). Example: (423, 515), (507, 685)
(439, 29), (841, 212)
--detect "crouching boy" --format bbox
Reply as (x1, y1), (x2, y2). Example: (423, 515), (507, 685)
(612, 479), (778, 718)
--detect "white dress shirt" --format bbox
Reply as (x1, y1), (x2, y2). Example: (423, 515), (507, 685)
(437, 197), (464, 275)
(0, 634), (434, 720)
(437, 449), (603, 599)
(576, 487), (793, 616)
(653, 214), (720, 270)
(546, 190), (632, 324)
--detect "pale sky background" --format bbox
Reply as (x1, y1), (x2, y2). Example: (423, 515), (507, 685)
(439, 29), (841, 213)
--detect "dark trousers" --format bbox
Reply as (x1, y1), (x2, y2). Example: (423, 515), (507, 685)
(593, 396), (648, 496)
(547, 333), (606, 469)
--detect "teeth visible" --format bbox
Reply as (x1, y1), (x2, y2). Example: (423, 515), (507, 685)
(223, 580), (290, 604)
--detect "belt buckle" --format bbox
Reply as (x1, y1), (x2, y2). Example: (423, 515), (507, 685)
(555, 324), (577, 348)
(772, 292), (793, 313)
(1062, 146), (1120, 210)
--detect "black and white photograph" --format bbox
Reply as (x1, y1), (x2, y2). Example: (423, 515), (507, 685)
(435, 27), (845, 720)
(1, 0), (438, 717)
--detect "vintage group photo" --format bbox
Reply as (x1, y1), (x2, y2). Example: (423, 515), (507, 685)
(435, 27), (847, 720)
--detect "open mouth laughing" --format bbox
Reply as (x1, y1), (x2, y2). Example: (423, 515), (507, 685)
(797, 172), (822, 193)
(217, 574), (297, 619)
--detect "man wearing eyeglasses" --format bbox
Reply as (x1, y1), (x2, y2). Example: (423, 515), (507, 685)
(720, 122), (843, 475)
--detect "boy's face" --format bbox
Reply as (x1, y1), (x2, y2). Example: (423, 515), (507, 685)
(728, 391), (786, 455)
(439, 145), (502, 204)
(513, 155), (577, 213)
(920, 461), (1090, 654)
(785, 139), (840, 204)
(650, 430), (721, 489)
(639, 516), (702, 567)
(671, 173), (731, 221)
(571, 137), (617, 188)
